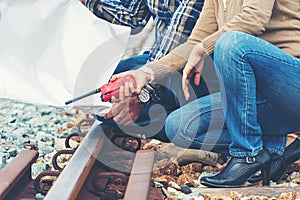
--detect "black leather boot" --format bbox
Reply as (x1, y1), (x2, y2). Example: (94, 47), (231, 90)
(248, 138), (300, 183)
(200, 149), (271, 188)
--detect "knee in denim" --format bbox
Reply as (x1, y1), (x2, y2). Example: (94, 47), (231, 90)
(215, 31), (246, 56)
(214, 31), (252, 74)
(165, 110), (183, 141)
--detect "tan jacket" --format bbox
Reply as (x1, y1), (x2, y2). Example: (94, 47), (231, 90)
(146, 0), (300, 80)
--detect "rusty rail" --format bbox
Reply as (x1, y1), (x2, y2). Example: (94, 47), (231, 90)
(44, 120), (158, 200)
(44, 121), (105, 200)
(123, 150), (155, 200)
(0, 150), (38, 200)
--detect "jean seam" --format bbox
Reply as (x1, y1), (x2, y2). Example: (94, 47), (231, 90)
(241, 51), (300, 68)
(242, 62), (249, 151)
(175, 133), (228, 148)
(238, 52), (265, 154)
(267, 136), (286, 156)
(235, 53), (252, 153)
(229, 150), (258, 157)
(256, 98), (267, 104)
(191, 140), (228, 147)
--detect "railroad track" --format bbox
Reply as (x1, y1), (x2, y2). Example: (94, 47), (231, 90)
(1, 117), (300, 200)
(0, 118), (163, 200)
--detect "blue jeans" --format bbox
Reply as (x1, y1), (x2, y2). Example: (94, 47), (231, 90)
(97, 52), (219, 142)
(165, 31), (300, 157)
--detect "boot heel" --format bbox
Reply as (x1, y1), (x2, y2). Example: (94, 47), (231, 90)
(262, 161), (271, 186)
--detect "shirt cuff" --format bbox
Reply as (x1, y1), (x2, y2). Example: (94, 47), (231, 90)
(139, 66), (155, 83)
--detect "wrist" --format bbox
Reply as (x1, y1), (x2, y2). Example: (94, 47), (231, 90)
(137, 83), (160, 104)
(80, 0), (85, 4)
(198, 43), (208, 55)
(137, 66), (155, 82)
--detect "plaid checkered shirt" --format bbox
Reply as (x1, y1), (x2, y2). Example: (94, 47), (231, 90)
(84, 0), (204, 62)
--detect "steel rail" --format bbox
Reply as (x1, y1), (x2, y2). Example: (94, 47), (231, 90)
(0, 150), (38, 199)
(124, 150), (155, 200)
(44, 121), (105, 200)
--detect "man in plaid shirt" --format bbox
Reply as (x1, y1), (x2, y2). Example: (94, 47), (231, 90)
(81, 0), (204, 63)
(80, 0), (218, 142)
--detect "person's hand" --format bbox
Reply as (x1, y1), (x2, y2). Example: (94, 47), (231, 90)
(110, 68), (152, 101)
(79, 0), (85, 4)
(104, 68), (152, 125)
(104, 95), (143, 125)
(182, 43), (207, 100)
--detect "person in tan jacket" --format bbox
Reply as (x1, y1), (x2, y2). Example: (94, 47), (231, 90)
(109, 0), (300, 187)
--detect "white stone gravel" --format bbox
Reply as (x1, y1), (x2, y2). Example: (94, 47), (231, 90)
(0, 98), (78, 176)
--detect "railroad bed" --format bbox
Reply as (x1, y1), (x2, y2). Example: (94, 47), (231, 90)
(0, 118), (300, 200)
(0, 118), (163, 200)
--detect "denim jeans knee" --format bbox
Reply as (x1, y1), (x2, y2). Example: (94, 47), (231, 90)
(214, 31), (245, 58)
(165, 93), (230, 154)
